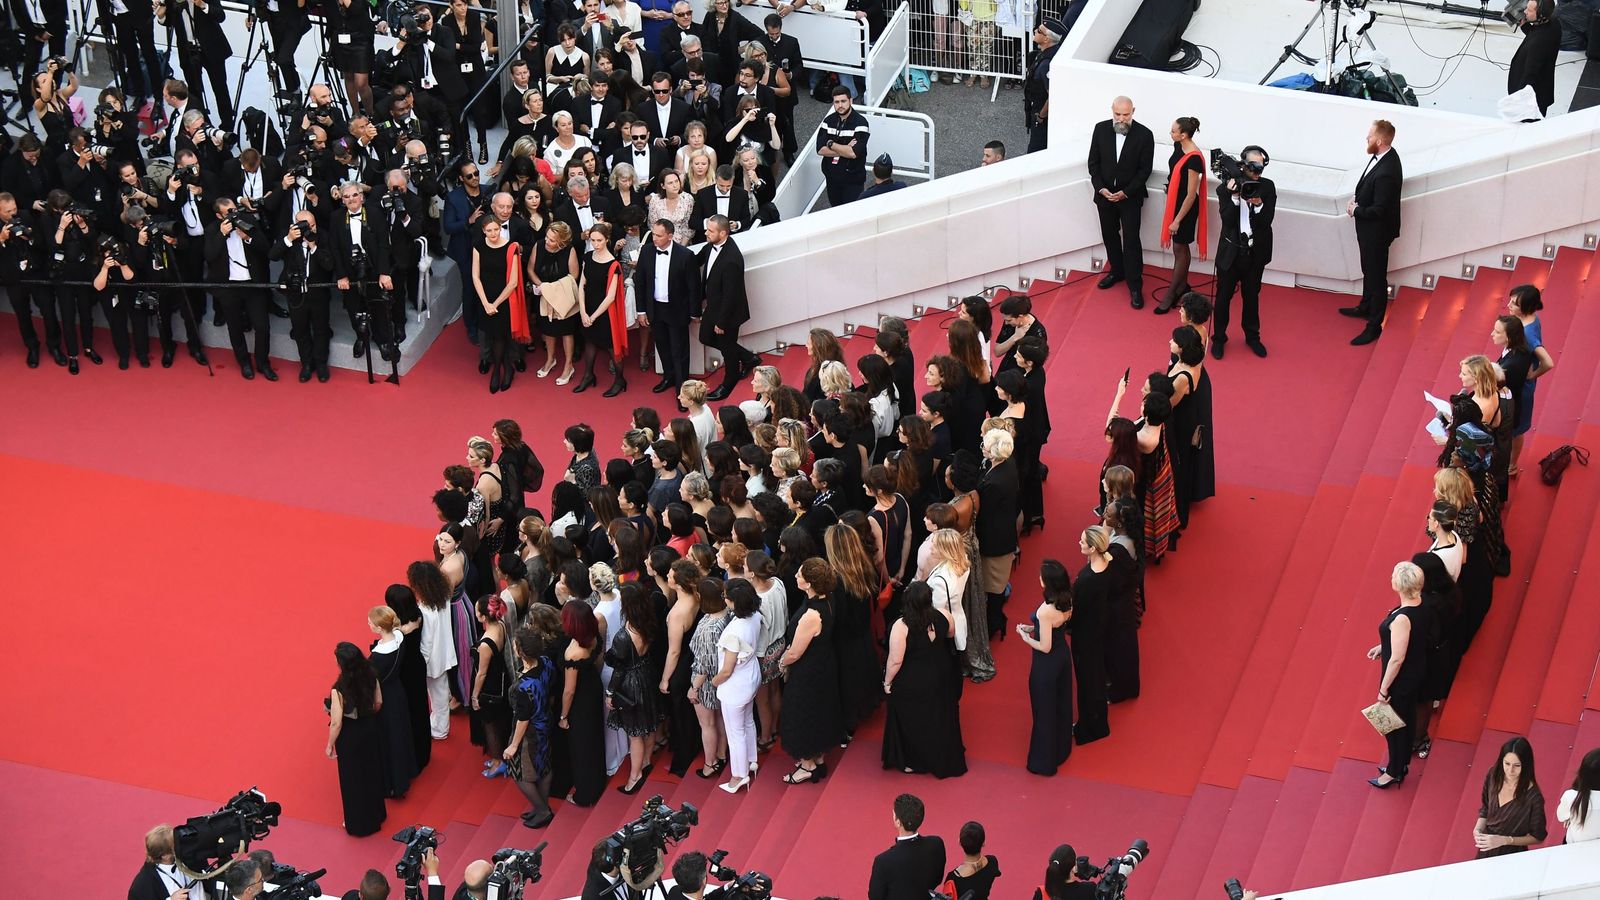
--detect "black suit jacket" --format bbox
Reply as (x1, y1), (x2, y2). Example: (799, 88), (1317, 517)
(632, 99), (694, 143)
(329, 204), (394, 280)
(632, 240), (702, 325)
(554, 194), (617, 242)
(1214, 176), (1276, 270)
(975, 458), (1019, 557)
(609, 144), (673, 189)
(573, 95), (623, 146)
(203, 216), (271, 283)
(222, 158), (286, 211)
(167, 0), (232, 60)
(1087, 119), (1154, 203)
(867, 835), (947, 900)
(697, 237), (748, 340)
(269, 223), (335, 293)
(690, 184), (752, 243)
(127, 862), (169, 900)
(720, 83), (777, 124)
(658, 23), (704, 72)
(1353, 149), (1402, 244)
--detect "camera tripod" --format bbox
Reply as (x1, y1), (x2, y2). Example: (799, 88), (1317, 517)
(228, 15), (295, 136)
(1259, 0), (1401, 96)
(70, 0), (126, 92)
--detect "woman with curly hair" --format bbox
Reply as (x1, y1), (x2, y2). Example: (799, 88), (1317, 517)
(408, 561), (457, 739)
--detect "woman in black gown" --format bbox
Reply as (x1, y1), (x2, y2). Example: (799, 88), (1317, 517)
(473, 217), (521, 393)
(1069, 527), (1113, 745)
(368, 607), (418, 797)
(882, 582), (968, 778)
(559, 600), (608, 805)
(326, 642), (387, 836)
(384, 584), (432, 771)
(1156, 116), (1205, 313)
(608, 582), (666, 793)
(576, 223), (628, 395)
(778, 559), (844, 784)
(472, 596), (514, 776)
(1166, 325), (1213, 532)
(662, 559), (706, 777)
(1019, 561), (1074, 776)
(1508, 0), (1561, 117)
(825, 525), (884, 739)
(1103, 505), (1142, 703)
(1370, 561), (1428, 788)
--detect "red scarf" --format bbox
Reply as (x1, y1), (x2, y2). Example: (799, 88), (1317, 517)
(506, 244), (531, 343)
(1160, 149), (1208, 259)
(605, 260), (629, 355)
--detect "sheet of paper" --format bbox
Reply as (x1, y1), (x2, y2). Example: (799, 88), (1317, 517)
(1424, 391), (1452, 416)
(1426, 416), (1448, 439)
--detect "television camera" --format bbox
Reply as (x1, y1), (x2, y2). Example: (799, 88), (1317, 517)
(1074, 839), (1151, 900)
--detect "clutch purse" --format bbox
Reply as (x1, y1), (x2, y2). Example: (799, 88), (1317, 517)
(1362, 700), (1404, 735)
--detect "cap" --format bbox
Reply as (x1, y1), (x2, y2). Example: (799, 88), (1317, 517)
(1041, 17), (1067, 35)
(874, 153), (894, 168)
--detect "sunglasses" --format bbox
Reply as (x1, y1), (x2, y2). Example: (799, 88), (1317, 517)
(673, 10), (691, 16)
(652, 88), (671, 95)
(462, 172), (479, 179)
(632, 134), (649, 140)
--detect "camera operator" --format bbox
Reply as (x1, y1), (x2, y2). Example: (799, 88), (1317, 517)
(43, 190), (101, 374)
(381, 84), (452, 162)
(1030, 845), (1094, 900)
(159, 0), (236, 126)
(205, 197), (277, 380)
(1211, 146), (1275, 360)
(331, 181), (398, 361)
(665, 851), (726, 900)
(57, 129), (121, 224)
(92, 88), (144, 174)
(451, 859), (494, 900)
(402, 140), (446, 204)
(92, 209), (141, 368)
(270, 209), (334, 381)
(128, 824), (205, 900)
(378, 167), (425, 343)
(161, 147), (222, 324)
(0, 191), (60, 368)
(129, 203), (208, 368)
(223, 858), (265, 900)
(579, 839), (621, 900)
(2, 135), (53, 215)
(247, 0), (311, 96)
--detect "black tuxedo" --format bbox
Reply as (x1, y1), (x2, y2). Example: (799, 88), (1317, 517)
(633, 98), (694, 145)
(1086, 119), (1154, 293)
(330, 203), (398, 349)
(611, 48), (661, 88)
(574, 94), (623, 147)
(633, 239), (702, 386)
(222, 158), (286, 213)
(697, 236), (753, 387)
(659, 23), (704, 73)
(107, 0), (167, 105)
(720, 83), (776, 126)
(204, 214), (273, 368)
(11, 0), (67, 76)
(671, 52), (726, 89)
(610, 143), (673, 189)
(1213, 176), (1276, 345)
(867, 835), (947, 900)
(690, 184), (752, 243)
(128, 862), (204, 900)
(380, 190), (427, 338)
(554, 194), (617, 245)
(1, 155), (53, 213)
(0, 210), (57, 356)
(1352, 148), (1403, 330)
(270, 223), (336, 370)
(166, 0), (235, 125)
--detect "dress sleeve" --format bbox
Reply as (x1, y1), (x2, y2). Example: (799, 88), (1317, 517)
(717, 618), (756, 660)
(1526, 791), (1548, 842)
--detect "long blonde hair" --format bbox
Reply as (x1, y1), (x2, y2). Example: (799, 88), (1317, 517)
(929, 529), (970, 576)
(1434, 467), (1475, 511)
(825, 524), (881, 600)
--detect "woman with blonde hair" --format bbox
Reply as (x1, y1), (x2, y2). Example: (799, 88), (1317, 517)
(368, 605), (418, 796)
(530, 221), (582, 384)
(497, 89), (554, 171)
(607, 162), (646, 214)
(771, 448), (804, 500)
(743, 365), (785, 424)
(804, 328), (846, 402)
(819, 359), (854, 398)
(468, 437), (508, 555)
(684, 147), (716, 195)
(776, 419), (812, 469)
(925, 528), (971, 656)
(1069, 526), (1114, 745)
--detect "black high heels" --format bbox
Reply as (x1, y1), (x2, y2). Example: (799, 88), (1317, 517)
(573, 372), (596, 393)
(1368, 773), (1405, 789)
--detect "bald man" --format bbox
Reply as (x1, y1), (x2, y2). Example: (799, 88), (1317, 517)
(1087, 96), (1154, 309)
(452, 860), (493, 900)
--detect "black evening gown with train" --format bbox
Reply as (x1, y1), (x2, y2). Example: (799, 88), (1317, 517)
(881, 614), (968, 778)
(1104, 540), (1142, 703)
(1069, 565), (1112, 745)
(369, 641), (418, 798)
(833, 588), (884, 734)
(332, 689), (388, 836)
(387, 595), (433, 772)
(564, 651), (608, 806)
(1026, 611), (1073, 776)
(780, 597), (843, 760)
(667, 611), (704, 776)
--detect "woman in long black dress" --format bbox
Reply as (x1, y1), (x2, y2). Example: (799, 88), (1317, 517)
(608, 582), (666, 793)
(1018, 560), (1073, 776)
(778, 559), (845, 784)
(384, 584), (432, 771)
(367, 607), (418, 797)
(1103, 505), (1142, 702)
(825, 525), (884, 739)
(559, 600), (608, 805)
(1410, 550), (1458, 759)
(473, 217), (521, 393)
(1369, 561), (1428, 788)
(1508, 0), (1561, 117)
(576, 223), (629, 395)
(531, 221), (582, 384)
(662, 559), (706, 776)
(882, 582), (968, 778)
(325, 642), (387, 836)
(1069, 527), (1112, 745)
(472, 596), (514, 776)
(440, 0), (501, 163)
(1156, 116), (1205, 312)
(995, 370), (1041, 533)
(1166, 325), (1213, 532)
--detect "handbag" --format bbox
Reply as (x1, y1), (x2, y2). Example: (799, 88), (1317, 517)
(1538, 444), (1589, 486)
(540, 273), (580, 320)
(1362, 700), (1404, 735)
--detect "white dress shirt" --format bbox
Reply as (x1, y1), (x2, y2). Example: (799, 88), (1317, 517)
(653, 245), (671, 301)
(226, 230), (250, 281)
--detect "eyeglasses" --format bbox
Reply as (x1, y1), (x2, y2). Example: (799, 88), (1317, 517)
(462, 172), (479, 179)
(652, 88), (671, 95)
(673, 10), (691, 16)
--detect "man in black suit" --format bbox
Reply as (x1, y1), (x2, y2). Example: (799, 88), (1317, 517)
(108, 0), (168, 112)
(634, 217), (702, 393)
(720, 60), (778, 128)
(377, 167), (427, 342)
(698, 215), (758, 400)
(250, 0), (311, 95)
(13, 0), (67, 78)
(1340, 119), (1403, 346)
(330, 181), (399, 361)
(575, 75), (623, 149)
(205, 197), (276, 379)
(867, 794), (946, 900)
(127, 824), (205, 900)
(388, 5), (469, 144)
(670, 36), (725, 92)
(575, 0), (620, 58)
(165, 0), (235, 126)
(691, 166), (752, 243)
(612, 29), (660, 88)
(502, 59), (538, 124)
(0, 193), (58, 368)
(1086, 95), (1154, 308)
(1212, 145), (1275, 360)
(610, 119), (672, 190)
(553, 174), (615, 244)
(2, 135), (53, 214)
(659, 1), (703, 73)
(635, 72), (693, 150)
(760, 15), (803, 163)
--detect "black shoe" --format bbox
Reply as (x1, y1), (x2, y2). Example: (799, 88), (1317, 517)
(573, 372), (596, 393)
(744, 352), (765, 374)
(84, 348), (103, 365)
(604, 378), (627, 398)
(51, 348), (67, 367)
(1097, 273), (1124, 290)
(240, 360), (255, 379)
(162, 350), (176, 368)
(1368, 774), (1404, 789)
(382, 344), (400, 362)
(706, 383), (733, 402)
(1153, 300), (1174, 315)
(1247, 338), (1268, 358)
(352, 337), (368, 358)
(652, 377), (675, 394)
(118, 356), (130, 370)
(269, 302), (289, 319)
(137, 356), (150, 368)
(479, 357), (490, 375)
(260, 363), (279, 382)
(1350, 327), (1382, 346)
(1211, 340), (1225, 360)
(299, 363), (314, 382)
(25, 345), (39, 368)
(490, 367), (502, 394)
(317, 363), (330, 382)
(478, 147), (489, 165)
(514, 355), (527, 372)
(212, 312), (225, 327)
(67, 357), (79, 375)
(1129, 290), (1145, 310)
(1337, 305), (1368, 318)
(192, 349), (209, 367)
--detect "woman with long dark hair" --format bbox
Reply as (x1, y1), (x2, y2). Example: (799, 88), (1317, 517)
(435, 524), (482, 715)
(1032, 845), (1084, 900)
(882, 581), (967, 778)
(326, 642), (387, 836)
(661, 559), (706, 776)
(804, 327), (846, 403)
(1473, 735), (1546, 856)
(688, 578), (731, 778)
(1019, 560), (1073, 775)
(1506, 284), (1557, 475)
(958, 296), (994, 368)
(1100, 418), (1140, 515)
(778, 560), (842, 785)
(472, 595), (514, 777)
(383, 584), (432, 771)
(407, 562), (457, 740)
(559, 600), (608, 806)
(1559, 748), (1600, 843)
(608, 581), (666, 793)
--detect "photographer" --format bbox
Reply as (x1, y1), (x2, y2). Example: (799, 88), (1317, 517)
(162, 148), (221, 323)
(226, 149), (286, 225)
(331, 181), (399, 362)
(579, 839), (621, 900)
(177, 110), (237, 172)
(43, 190), (100, 374)
(270, 209), (335, 381)
(0, 191), (60, 368)
(452, 860), (493, 900)
(1211, 146), (1275, 360)
(161, 0), (236, 126)
(331, 138), (384, 192)
(117, 162), (160, 212)
(223, 859), (264, 900)
(340, 868), (392, 900)
(1029, 845), (1094, 900)
(665, 851), (725, 900)
(403, 140), (446, 206)
(349, 116), (391, 169)
(205, 197), (277, 380)
(92, 210), (140, 367)
(386, 5), (470, 150)
(110, 0), (169, 115)
(57, 129), (120, 224)
(128, 824), (205, 900)
(248, 0), (311, 97)
(2, 135), (53, 215)
(129, 204), (208, 369)
(288, 84), (350, 149)
(379, 168), (426, 343)
(91, 88), (144, 174)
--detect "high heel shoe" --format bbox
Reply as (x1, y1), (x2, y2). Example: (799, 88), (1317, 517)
(697, 758), (727, 779)
(489, 366), (502, 394)
(483, 762), (508, 778)
(782, 762), (826, 785)
(555, 368), (575, 386)
(573, 372), (596, 393)
(502, 366), (514, 390)
(1368, 773), (1404, 789)
(604, 377), (627, 398)
(478, 147), (489, 165)
(617, 774), (646, 795)
(719, 775), (751, 794)
(479, 357), (490, 375)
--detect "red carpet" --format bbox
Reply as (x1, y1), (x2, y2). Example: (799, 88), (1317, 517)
(2, 246), (1598, 900)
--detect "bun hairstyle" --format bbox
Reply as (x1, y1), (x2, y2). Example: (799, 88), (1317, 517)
(368, 605), (400, 632)
(477, 594), (507, 620)
(1175, 116), (1200, 137)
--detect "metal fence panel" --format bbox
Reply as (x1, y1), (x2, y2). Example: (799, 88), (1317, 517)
(904, 0), (1073, 81)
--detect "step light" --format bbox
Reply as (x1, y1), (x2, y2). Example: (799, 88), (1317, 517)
(1585, 234), (1597, 249)
(912, 304), (927, 318)
(947, 295), (961, 308)
(1091, 257), (1105, 272)
(1461, 263), (1475, 279)
(1421, 274), (1436, 289)
(1543, 243), (1557, 259)
(1019, 276), (1032, 290)
(1502, 253), (1515, 268)
(843, 322), (857, 335)
(1055, 267), (1067, 281)
(774, 340), (789, 352)
(1386, 284), (1396, 300)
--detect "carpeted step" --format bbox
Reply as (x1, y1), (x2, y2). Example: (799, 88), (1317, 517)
(741, 769), (830, 880)
(1287, 758), (1379, 890)
(1513, 247), (1598, 442)
(1388, 737), (1477, 873)
(1438, 728), (1519, 866)
(1192, 775), (1284, 899)
(447, 814), (519, 881)
(1527, 718), (1581, 846)
(1246, 767), (1332, 892)
(1337, 758), (1426, 884)
(1147, 786), (1235, 899)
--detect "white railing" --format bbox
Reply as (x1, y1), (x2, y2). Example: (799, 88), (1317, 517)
(769, 103), (933, 220)
(864, 2), (912, 104)
(689, 0), (871, 78)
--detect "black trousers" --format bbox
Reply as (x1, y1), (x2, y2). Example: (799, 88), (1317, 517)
(177, 249), (209, 321)
(177, 45), (235, 126)
(102, 290), (134, 363)
(1213, 255), (1266, 343)
(54, 283), (97, 356)
(705, 324), (756, 388)
(24, 22), (68, 79)
(113, 13), (167, 103)
(265, 14), (312, 95)
(340, 286), (395, 346)
(651, 310), (690, 387)
(286, 288), (333, 366)
(148, 286), (203, 356)
(1358, 234), (1393, 329)
(391, 265), (418, 339)
(215, 284), (271, 366)
(1027, 121), (1048, 154)
(7, 283), (61, 351)
(824, 169), (863, 207)
(1382, 688), (1417, 780)
(1095, 197), (1145, 291)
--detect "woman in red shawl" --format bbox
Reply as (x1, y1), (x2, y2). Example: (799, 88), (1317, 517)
(1156, 116), (1206, 314)
(574, 223), (630, 396)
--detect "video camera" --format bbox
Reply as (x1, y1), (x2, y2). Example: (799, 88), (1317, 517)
(706, 851), (772, 900)
(173, 788), (282, 876)
(267, 866), (327, 900)
(485, 842), (547, 900)
(601, 796), (700, 876)
(1210, 149), (1268, 200)
(1074, 839), (1150, 900)
(392, 824), (441, 884)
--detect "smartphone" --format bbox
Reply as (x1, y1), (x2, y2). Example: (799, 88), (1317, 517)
(1122, 366), (1130, 384)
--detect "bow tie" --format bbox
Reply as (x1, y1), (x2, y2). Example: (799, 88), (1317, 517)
(575, 204), (588, 210)
(591, 99), (604, 105)
(656, 248), (669, 255)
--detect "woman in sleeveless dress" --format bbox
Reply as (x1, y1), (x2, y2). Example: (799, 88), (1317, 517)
(1166, 324), (1213, 535)
(1507, 285), (1557, 476)
(383, 584), (432, 770)
(1156, 117), (1206, 312)
(559, 601), (608, 805)
(1370, 561), (1429, 788)
(468, 437), (509, 555)
(1019, 561), (1073, 776)
(472, 217), (520, 392)
(882, 582), (968, 778)
(1070, 527), (1113, 745)
(436, 525), (482, 711)
(690, 578), (732, 777)
(544, 24), (590, 97)
(590, 564), (629, 775)
(779, 560), (843, 784)
(661, 559), (706, 776)
(472, 596), (514, 776)
(31, 64), (78, 157)
(1103, 504), (1142, 703)
(824, 525), (884, 739)
(530, 222), (582, 384)
(367, 607), (418, 797)
(326, 642), (387, 836)
(576, 223), (629, 395)
(607, 582), (666, 792)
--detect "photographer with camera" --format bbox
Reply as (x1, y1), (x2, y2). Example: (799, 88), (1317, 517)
(332, 137), (384, 192)
(177, 110), (239, 173)
(128, 823), (206, 900)
(665, 851), (726, 900)
(379, 168), (426, 344)
(205, 197), (276, 380)
(331, 181), (399, 362)
(91, 210), (141, 368)
(160, 147), (223, 321)
(385, 5), (471, 151)
(42, 190), (101, 374)
(287, 84), (350, 149)
(271, 209), (336, 381)
(92, 88), (145, 174)
(0, 191), (59, 369)
(127, 203), (208, 369)
(159, 0), (236, 127)
(57, 128), (121, 224)
(117, 161), (161, 213)
(1030, 845), (1094, 900)
(1211, 146), (1276, 360)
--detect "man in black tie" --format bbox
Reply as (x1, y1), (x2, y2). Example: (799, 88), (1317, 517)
(698, 215), (757, 401)
(1086, 95), (1154, 308)
(1340, 119), (1403, 346)
(1212, 146), (1275, 359)
(691, 165), (751, 244)
(633, 218), (701, 395)
(634, 72), (693, 149)
(554, 175), (615, 246)
(577, 74), (623, 150)
(127, 825), (202, 900)
(613, 29), (660, 88)
(610, 120), (671, 190)
(270, 209), (334, 381)
(867, 794), (946, 900)
(204, 198), (276, 380)
(331, 181), (398, 361)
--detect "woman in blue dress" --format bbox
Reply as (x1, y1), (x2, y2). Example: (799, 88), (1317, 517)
(1506, 284), (1557, 476)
